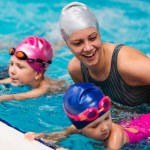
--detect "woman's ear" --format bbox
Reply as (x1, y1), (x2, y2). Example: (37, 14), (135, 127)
(35, 72), (42, 80)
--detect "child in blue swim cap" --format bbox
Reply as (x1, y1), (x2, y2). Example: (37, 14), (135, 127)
(63, 82), (111, 130)
(25, 83), (150, 149)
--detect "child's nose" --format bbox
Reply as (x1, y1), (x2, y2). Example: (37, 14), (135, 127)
(100, 122), (108, 132)
(9, 66), (16, 75)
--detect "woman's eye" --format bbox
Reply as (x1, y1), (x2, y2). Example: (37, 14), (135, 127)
(89, 32), (98, 41)
(89, 36), (97, 41)
(73, 42), (82, 46)
(71, 40), (83, 46)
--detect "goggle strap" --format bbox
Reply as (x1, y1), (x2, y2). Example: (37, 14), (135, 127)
(79, 114), (87, 121)
(98, 107), (104, 113)
(9, 47), (16, 55)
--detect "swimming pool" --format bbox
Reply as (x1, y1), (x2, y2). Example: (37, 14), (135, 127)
(0, 0), (150, 149)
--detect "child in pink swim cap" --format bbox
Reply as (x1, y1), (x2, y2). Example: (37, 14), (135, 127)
(0, 36), (67, 102)
(25, 83), (150, 149)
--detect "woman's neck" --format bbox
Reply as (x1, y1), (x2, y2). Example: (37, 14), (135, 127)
(88, 45), (109, 81)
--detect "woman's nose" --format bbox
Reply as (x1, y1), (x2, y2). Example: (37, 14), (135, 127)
(83, 41), (93, 51)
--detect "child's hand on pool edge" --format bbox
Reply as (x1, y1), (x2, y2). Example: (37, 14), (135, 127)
(24, 131), (67, 142)
(24, 132), (45, 141)
(24, 132), (69, 150)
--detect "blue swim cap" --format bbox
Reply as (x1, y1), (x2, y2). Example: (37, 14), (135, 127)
(63, 83), (111, 129)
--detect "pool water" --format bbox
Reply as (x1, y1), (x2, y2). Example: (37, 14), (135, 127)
(0, 0), (150, 149)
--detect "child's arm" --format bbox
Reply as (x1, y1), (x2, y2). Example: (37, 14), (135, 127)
(46, 125), (80, 141)
(24, 132), (46, 141)
(0, 78), (11, 84)
(48, 79), (68, 93)
(24, 132), (68, 150)
(25, 125), (79, 142)
(0, 84), (48, 102)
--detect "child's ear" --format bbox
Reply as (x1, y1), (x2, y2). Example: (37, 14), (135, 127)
(35, 72), (42, 80)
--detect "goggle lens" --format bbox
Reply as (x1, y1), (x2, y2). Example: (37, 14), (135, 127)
(86, 109), (98, 121)
(9, 48), (51, 64)
(15, 51), (27, 60)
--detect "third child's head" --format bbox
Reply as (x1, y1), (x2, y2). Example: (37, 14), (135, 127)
(9, 36), (53, 86)
(63, 83), (112, 141)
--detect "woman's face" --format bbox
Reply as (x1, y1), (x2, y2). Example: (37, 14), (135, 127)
(80, 111), (112, 141)
(67, 27), (102, 67)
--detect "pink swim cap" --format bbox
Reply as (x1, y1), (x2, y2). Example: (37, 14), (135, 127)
(15, 36), (53, 74)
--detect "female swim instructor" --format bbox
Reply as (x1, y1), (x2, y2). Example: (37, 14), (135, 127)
(59, 2), (150, 107)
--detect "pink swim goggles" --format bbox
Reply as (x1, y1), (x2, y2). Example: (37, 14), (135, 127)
(65, 96), (111, 121)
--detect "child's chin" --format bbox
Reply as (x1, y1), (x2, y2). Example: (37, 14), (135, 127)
(11, 82), (20, 86)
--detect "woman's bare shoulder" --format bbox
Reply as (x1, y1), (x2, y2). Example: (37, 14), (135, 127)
(103, 42), (117, 51)
(117, 45), (150, 85)
(68, 57), (80, 72)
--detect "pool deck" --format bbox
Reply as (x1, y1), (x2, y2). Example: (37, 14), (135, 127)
(0, 121), (54, 150)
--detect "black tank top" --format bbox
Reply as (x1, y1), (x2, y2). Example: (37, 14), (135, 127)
(81, 44), (150, 106)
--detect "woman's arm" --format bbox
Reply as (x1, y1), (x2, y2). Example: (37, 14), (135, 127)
(68, 57), (84, 83)
(118, 46), (150, 85)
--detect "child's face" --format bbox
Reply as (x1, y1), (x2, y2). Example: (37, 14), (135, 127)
(80, 111), (112, 141)
(9, 56), (37, 86)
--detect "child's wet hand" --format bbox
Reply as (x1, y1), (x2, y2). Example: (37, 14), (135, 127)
(24, 132), (44, 141)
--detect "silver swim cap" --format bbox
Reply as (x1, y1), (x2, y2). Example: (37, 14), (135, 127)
(60, 2), (99, 41)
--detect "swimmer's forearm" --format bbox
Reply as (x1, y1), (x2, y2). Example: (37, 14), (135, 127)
(40, 125), (79, 142)
(0, 94), (14, 102)
(0, 93), (29, 102)
(43, 125), (78, 138)
(63, 125), (80, 135)
(0, 93), (33, 102)
(0, 78), (11, 84)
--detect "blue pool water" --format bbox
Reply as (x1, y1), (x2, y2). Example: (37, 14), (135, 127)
(0, 0), (150, 149)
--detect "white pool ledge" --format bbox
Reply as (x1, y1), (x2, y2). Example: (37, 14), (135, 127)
(0, 121), (54, 150)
